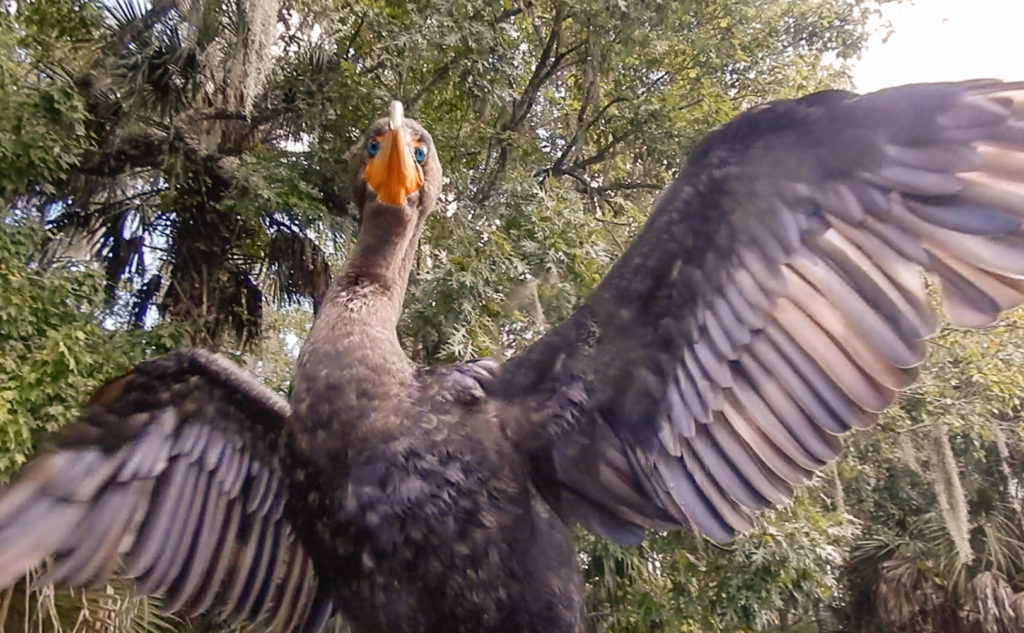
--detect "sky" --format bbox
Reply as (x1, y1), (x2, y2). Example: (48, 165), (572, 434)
(852, 0), (1024, 93)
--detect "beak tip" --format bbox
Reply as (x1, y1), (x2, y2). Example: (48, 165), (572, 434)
(389, 101), (404, 130)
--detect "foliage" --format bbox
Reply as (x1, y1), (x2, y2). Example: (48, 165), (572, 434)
(0, 574), (182, 633)
(0, 0), (95, 201)
(0, 0), (889, 349)
(0, 220), (181, 478)
(583, 491), (857, 633)
(836, 310), (1024, 633)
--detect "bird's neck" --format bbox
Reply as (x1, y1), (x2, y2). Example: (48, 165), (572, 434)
(291, 202), (424, 461)
(330, 202), (424, 330)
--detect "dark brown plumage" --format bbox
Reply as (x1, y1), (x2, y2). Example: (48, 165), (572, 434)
(2, 82), (1024, 633)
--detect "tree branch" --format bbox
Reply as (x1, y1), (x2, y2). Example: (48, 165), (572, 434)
(343, 13), (366, 62)
(475, 3), (584, 203)
(572, 129), (632, 170)
(590, 182), (663, 195)
(406, 2), (529, 110)
(407, 53), (471, 111)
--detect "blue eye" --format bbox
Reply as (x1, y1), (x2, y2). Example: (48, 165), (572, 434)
(413, 145), (427, 164)
(367, 139), (380, 157)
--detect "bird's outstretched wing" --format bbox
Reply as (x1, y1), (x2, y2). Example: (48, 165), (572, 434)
(494, 80), (1024, 544)
(0, 349), (333, 633)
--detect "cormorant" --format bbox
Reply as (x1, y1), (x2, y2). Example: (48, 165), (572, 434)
(1, 82), (1024, 633)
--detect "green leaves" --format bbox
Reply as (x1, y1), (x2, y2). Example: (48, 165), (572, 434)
(0, 0), (889, 350)
(0, 223), (180, 479)
(582, 490), (858, 633)
(835, 307), (1024, 632)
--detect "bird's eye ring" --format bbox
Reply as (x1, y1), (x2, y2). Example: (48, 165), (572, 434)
(367, 139), (380, 157)
(413, 146), (428, 164)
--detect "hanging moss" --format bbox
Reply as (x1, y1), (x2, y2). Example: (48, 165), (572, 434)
(931, 422), (973, 567)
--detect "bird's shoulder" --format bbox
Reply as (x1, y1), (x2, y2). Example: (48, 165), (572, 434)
(415, 358), (501, 405)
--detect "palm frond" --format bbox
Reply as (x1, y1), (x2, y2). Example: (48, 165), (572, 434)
(0, 571), (183, 633)
(965, 571), (1022, 633)
(876, 555), (954, 632)
(101, 0), (150, 33)
(266, 227), (330, 310)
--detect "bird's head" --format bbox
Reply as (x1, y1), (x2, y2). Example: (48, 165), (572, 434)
(353, 101), (441, 223)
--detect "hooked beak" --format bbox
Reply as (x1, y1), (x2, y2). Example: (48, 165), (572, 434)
(363, 101), (424, 206)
